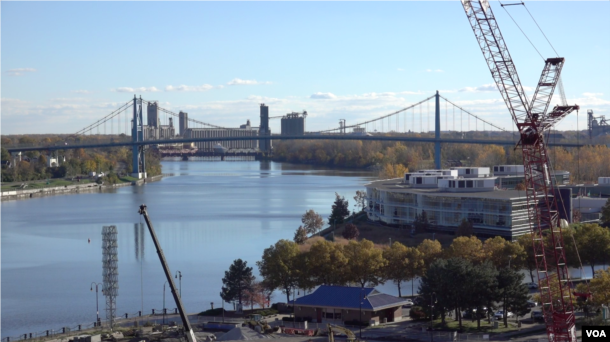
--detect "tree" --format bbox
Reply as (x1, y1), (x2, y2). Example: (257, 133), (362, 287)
(587, 268), (610, 308)
(257, 240), (300, 303)
(353, 190), (367, 213)
(293, 226), (308, 244)
(244, 280), (267, 310)
(379, 163), (408, 179)
(601, 198), (610, 228)
(38, 155), (48, 167)
(404, 247), (425, 298)
(307, 240), (348, 286)
(467, 261), (499, 329)
(301, 210), (325, 235)
(445, 236), (485, 264)
(483, 236), (526, 270)
(329, 193), (350, 224)
(342, 239), (386, 287)
(413, 211), (430, 232)
(515, 233), (536, 283)
(1, 147), (10, 163)
(455, 219), (474, 237)
(383, 242), (420, 297)
(572, 223), (610, 274)
(515, 182), (526, 191)
(220, 259), (255, 306)
(419, 258), (472, 326)
(342, 223), (360, 240)
(497, 268), (530, 327)
(416, 239), (443, 275)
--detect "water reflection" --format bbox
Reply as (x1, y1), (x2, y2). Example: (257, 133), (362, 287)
(134, 223), (145, 261)
(1, 161), (375, 338)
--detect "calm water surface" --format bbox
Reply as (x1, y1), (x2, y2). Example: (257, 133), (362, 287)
(1, 161), (380, 338)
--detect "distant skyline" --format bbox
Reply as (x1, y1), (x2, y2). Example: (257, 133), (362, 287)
(2, 1), (609, 135)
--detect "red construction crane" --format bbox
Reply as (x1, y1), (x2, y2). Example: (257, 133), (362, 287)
(460, 1), (579, 341)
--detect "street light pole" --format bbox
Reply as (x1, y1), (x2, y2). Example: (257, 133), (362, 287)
(359, 288), (367, 339)
(163, 281), (169, 326)
(90, 282), (102, 325)
(175, 270), (182, 298)
(430, 292), (436, 342)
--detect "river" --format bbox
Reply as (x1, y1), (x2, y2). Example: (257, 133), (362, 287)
(2, 160), (605, 339)
(1, 160), (378, 338)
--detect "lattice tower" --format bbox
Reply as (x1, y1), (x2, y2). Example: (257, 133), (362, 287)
(102, 225), (119, 330)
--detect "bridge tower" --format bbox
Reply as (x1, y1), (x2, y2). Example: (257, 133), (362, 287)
(435, 91), (441, 169)
(259, 104), (272, 154)
(131, 95), (146, 178)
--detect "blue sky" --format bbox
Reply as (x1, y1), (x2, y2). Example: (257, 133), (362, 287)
(2, 1), (609, 134)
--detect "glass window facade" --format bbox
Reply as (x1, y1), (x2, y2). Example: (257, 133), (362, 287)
(365, 184), (532, 239)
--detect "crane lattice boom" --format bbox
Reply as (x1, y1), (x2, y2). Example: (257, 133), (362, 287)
(460, 1), (578, 341)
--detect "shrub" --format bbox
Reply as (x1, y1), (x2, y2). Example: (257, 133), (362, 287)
(409, 306), (427, 320)
(198, 308), (227, 316)
(342, 223), (360, 240)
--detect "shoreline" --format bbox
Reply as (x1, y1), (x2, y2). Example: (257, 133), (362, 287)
(0, 175), (164, 202)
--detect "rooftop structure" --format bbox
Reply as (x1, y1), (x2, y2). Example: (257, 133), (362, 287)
(289, 285), (409, 325)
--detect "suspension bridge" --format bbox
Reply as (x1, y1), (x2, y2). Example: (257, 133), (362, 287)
(5, 91), (587, 178)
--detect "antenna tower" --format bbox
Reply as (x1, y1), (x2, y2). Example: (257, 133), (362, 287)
(102, 225), (119, 330)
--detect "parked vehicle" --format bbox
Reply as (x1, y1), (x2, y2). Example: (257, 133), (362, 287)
(531, 311), (544, 322)
(494, 311), (513, 319)
(413, 296), (425, 306)
(402, 299), (414, 307)
(526, 282), (538, 289)
(527, 300), (538, 307)
(463, 308), (487, 319)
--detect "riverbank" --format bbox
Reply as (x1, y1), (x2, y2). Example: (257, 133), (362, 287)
(0, 175), (163, 201)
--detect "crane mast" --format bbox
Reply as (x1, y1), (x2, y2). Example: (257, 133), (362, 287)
(460, 1), (578, 341)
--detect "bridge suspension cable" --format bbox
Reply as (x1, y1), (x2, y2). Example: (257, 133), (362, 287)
(312, 94), (436, 133)
(74, 100), (133, 135)
(438, 95), (507, 132)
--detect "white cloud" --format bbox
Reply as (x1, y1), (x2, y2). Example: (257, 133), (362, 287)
(6, 68), (36, 76)
(583, 92), (603, 98)
(310, 92), (337, 99)
(459, 84), (497, 92)
(425, 69), (444, 73)
(397, 68), (405, 72)
(113, 86), (160, 93)
(73, 90), (91, 94)
(227, 78), (272, 86)
(165, 84), (214, 92)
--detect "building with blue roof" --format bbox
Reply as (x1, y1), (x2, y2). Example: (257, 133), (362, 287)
(288, 285), (409, 325)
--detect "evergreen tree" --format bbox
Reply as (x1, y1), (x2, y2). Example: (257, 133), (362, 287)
(329, 193), (350, 224)
(455, 219), (474, 237)
(497, 268), (530, 327)
(601, 198), (610, 228)
(220, 259), (254, 305)
(293, 226), (308, 244)
(466, 261), (499, 328)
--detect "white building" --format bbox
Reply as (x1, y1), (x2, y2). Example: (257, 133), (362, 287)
(365, 167), (573, 239)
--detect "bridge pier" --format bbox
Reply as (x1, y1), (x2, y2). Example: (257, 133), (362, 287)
(131, 95), (147, 179)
